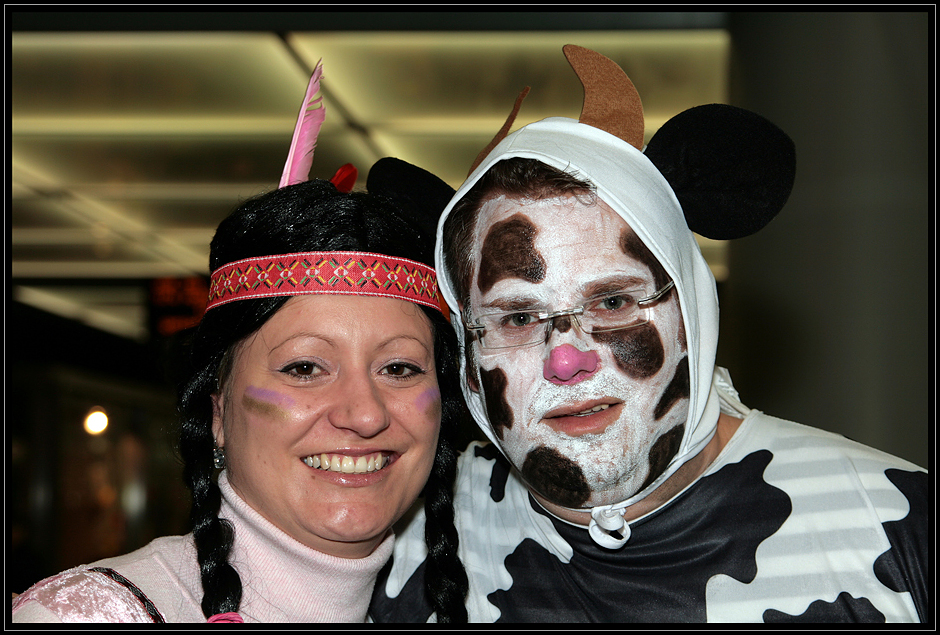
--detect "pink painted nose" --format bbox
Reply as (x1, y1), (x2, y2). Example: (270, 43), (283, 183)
(544, 344), (600, 385)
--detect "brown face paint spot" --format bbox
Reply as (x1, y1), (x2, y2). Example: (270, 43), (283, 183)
(620, 226), (686, 353)
(242, 392), (287, 421)
(620, 227), (670, 291)
(593, 323), (664, 379)
(477, 213), (546, 295)
(552, 314), (573, 334)
(521, 445), (591, 508)
(654, 356), (690, 420)
(638, 424), (684, 492)
(479, 366), (514, 439)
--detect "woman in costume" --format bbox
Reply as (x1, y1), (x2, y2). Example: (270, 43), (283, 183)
(12, 64), (468, 623)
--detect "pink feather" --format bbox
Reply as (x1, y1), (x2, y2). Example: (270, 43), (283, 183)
(279, 61), (326, 188)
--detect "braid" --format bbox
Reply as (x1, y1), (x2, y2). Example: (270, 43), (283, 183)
(178, 355), (244, 619)
(421, 312), (469, 623)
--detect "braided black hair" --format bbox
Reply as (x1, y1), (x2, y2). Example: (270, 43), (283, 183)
(421, 310), (469, 623)
(176, 172), (467, 621)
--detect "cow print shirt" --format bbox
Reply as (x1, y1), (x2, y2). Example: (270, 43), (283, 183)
(370, 411), (927, 623)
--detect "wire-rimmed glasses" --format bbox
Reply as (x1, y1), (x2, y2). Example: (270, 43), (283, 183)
(465, 280), (675, 350)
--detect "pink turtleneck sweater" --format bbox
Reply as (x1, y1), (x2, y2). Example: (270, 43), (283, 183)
(12, 472), (394, 623)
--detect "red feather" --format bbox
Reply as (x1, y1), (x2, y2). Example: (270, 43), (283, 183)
(329, 163), (358, 192)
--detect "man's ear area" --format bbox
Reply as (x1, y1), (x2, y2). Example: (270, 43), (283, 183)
(466, 365), (480, 393)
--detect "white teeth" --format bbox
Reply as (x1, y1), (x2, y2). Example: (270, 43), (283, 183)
(573, 403), (610, 417)
(302, 452), (387, 474)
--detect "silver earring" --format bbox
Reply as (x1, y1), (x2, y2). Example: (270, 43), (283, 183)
(213, 446), (226, 470)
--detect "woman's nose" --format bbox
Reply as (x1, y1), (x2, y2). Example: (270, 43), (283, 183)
(543, 343), (599, 385)
(329, 373), (390, 437)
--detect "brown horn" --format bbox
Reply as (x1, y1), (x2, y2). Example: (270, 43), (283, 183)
(563, 44), (645, 150)
(468, 86), (531, 176)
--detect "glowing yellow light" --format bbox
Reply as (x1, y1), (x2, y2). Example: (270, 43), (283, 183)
(84, 408), (108, 435)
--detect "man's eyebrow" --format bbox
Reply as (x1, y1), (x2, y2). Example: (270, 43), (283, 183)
(582, 276), (649, 298)
(481, 296), (546, 312)
(478, 276), (651, 314)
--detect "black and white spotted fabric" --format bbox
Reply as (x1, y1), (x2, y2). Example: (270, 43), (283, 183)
(371, 411), (927, 623)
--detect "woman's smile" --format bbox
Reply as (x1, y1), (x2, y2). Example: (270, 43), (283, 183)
(301, 451), (390, 473)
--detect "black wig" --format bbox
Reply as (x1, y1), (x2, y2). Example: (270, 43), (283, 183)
(176, 159), (468, 622)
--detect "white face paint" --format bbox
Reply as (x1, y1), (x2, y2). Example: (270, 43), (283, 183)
(468, 194), (689, 511)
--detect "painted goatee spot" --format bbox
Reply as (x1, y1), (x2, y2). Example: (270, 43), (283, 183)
(654, 356), (690, 420)
(479, 366), (514, 439)
(593, 323), (664, 379)
(639, 424), (685, 492)
(478, 213), (545, 295)
(521, 445), (591, 508)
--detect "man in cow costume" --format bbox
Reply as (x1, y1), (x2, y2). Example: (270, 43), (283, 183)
(370, 45), (927, 623)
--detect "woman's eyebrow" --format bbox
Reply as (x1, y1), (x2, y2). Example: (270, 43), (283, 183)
(268, 332), (334, 355)
(374, 334), (433, 357)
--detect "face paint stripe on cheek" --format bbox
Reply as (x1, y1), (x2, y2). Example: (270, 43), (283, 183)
(479, 366), (514, 439)
(242, 387), (293, 421)
(245, 386), (295, 409)
(415, 388), (442, 420)
(477, 214), (546, 295)
(592, 323), (664, 379)
(653, 356), (690, 421)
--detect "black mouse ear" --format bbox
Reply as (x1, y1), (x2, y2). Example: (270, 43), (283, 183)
(366, 157), (456, 239)
(644, 104), (796, 240)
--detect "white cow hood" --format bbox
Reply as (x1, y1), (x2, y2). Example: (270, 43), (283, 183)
(432, 46), (794, 548)
(434, 117), (722, 543)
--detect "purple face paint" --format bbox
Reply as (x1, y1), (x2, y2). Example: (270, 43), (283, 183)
(415, 387), (442, 419)
(243, 386), (296, 420)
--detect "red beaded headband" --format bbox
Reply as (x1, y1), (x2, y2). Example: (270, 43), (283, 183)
(206, 251), (445, 314)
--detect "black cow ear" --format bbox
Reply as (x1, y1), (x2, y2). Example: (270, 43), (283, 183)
(644, 104), (796, 240)
(366, 157), (456, 240)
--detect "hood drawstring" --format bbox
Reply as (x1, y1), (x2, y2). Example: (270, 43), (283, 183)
(588, 506), (631, 549)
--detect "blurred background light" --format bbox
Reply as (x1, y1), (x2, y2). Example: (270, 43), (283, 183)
(83, 407), (109, 435)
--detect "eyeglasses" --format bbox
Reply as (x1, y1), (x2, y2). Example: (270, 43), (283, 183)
(465, 281), (675, 350)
